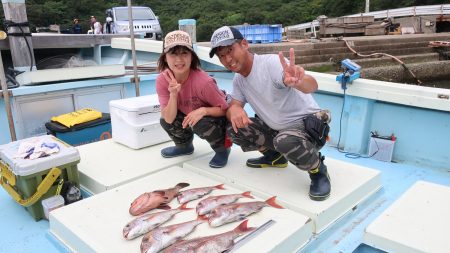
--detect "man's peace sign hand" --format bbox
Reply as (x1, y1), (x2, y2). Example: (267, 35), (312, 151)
(278, 48), (305, 87)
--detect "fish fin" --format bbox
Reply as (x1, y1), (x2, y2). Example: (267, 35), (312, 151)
(265, 196), (284, 209)
(215, 184), (226, 190)
(157, 204), (172, 210)
(176, 182), (190, 189)
(197, 214), (209, 221)
(234, 220), (256, 234)
(242, 191), (254, 199)
(177, 202), (193, 211)
(176, 195), (186, 204)
(153, 190), (166, 196)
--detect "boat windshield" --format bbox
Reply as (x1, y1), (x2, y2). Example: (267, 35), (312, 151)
(115, 8), (155, 21)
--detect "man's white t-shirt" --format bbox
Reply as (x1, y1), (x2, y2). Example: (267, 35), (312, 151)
(232, 54), (320, 130)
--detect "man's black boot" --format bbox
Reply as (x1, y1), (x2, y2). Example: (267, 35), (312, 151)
(246, 149), (288, 168)
(308, 154), (331, 201)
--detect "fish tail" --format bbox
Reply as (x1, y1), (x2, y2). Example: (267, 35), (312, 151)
(177, 202), (192, 211)
(176, 182), (190, 189)
(242, 191), (254, 199)
(234, 220), (256, 234)
(215, 184), (226, 190)
(265, 196), (284, 209)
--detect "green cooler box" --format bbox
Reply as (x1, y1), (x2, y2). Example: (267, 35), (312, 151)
(0, 135), (80, 221)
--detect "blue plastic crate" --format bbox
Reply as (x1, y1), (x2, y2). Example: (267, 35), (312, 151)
(234, 25), (246, 37)
(233, 24), (282, 44)
(270, 24), (282, 42)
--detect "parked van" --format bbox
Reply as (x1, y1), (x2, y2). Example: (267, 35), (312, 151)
(106, 6), (163, 40)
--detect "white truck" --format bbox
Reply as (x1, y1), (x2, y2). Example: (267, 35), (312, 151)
(106, 6), (163, 40)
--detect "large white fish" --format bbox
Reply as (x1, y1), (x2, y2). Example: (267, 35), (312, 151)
(163, 220), (255, 253)
(177, 184), (225, 204)
(140, 217), (206, 253)
(123, 203), (191, 240)
(196, 191), (253, 215)
(130, 182), (189, 216)
(208, 196), (283, 227)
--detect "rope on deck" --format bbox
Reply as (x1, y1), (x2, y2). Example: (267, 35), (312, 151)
(343, 39), (422, 85)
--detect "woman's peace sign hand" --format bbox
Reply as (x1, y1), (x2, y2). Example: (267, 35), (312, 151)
(163, 70), (181, 94)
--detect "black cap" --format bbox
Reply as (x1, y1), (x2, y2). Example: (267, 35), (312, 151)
(209, 26), (244, 58)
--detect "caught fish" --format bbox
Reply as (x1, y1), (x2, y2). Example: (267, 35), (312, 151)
(208, 196), (283, 227)
(177, 184), (225, 204)
(130, 183), (190, 216)
(196, 191), (254, 215)
(163, 220), (255, 253)
(123, 203), (192, 240)
(140, 217), (206, 253)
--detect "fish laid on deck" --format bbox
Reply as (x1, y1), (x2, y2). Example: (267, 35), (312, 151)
(123, 203), (191, 240)
(140, 217), (206, 253)
(163, 220), (255, 253)
(208, 196), (283, 227)
(177, 184), (225, 204)
(196, 191), (254, 215)
(130, 183), (190, 216)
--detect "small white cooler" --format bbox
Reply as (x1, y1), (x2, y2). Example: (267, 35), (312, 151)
(109, 95), (171, 149)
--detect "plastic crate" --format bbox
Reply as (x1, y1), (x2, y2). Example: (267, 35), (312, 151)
(0, 135), (80, 221)
(270, 24), (283, 42)
(233, 24), (282, 44)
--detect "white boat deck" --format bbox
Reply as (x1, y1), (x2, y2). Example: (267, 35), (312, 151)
(364, 180), (450, 253)
(77, 138), (213, 194)
(50, 140), (382, 252)
(50, 166), (313, 253)
(184, 151), (382, 234)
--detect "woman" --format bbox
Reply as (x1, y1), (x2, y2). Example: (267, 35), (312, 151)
(156, 30), (231, 168)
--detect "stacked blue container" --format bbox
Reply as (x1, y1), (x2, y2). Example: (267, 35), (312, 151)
(233, 24), (282, 44)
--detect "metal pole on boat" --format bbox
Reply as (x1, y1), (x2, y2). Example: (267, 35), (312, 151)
(127, 0), (140, 97)
(0, 31), (17, 141)
(365, 0), (370, 13)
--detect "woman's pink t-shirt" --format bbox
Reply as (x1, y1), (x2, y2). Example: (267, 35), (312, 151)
(156, 69), (228, 115)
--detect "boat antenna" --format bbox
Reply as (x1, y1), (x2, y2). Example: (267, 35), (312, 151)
(127, 0), (141, 97)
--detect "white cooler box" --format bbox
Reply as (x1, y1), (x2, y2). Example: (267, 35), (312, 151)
(109, 95), (171, 149)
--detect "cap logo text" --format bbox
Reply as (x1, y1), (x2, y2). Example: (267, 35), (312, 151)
(212, 29), (232, 46)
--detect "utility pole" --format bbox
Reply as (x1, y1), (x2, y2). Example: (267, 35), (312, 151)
(2, 0), (36, 72)
(365, 0), (370, 13)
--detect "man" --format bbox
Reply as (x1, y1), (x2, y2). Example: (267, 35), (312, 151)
(72, 19), (82, 34)
(209, 26), (331, 201)
(104, 16), (115, 34)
